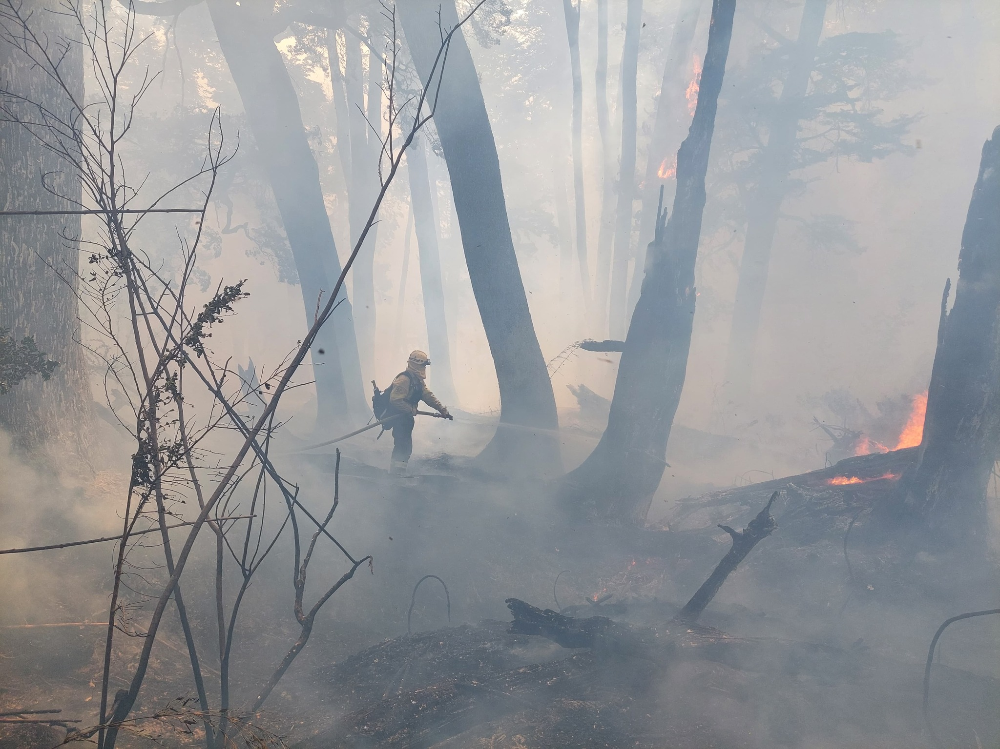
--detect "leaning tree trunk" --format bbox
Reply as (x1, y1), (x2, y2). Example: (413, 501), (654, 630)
(399, 0), (560, 475)
(627, 0), (704, 321)
(561, 0), (590, 309)
(206, 0), (366, 427)
(592, 0), (616, 332)
(557, 0), (737, 524)
(0, 0), (92, 451)
(406, 134), (458, 406)
(722, 0), (827, 406)
(903, 125), (1000, 549)
(343, 23), (381, 381)
(607, 0), (644, 339)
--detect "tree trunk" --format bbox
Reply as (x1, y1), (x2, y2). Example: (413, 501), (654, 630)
(552, 148), (574, 300)
(326, 29), (352, 200)
(406, 135), (457, 406)
(722, 0), (827, 406)
(607, 0), (644, 338)
(344, 23), (381, 381)
(398, 0), (560, 475)
(0, 0), (91, 451)
(561, 0), (590, 309)
(626, 0), (704, 322)
(592, 0), (616, 332)
(207, 0), (366, 427)
(557, 0), (737, 524)
(904, 125), (1000, 548)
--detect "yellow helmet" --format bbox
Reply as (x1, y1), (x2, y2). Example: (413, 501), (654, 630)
(408, 350), (431, 366)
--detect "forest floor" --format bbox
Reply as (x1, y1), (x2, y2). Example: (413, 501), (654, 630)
(2, 418), (999, 749)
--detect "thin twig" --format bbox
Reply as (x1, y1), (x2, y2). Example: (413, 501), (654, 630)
(0, 516), (253, 554)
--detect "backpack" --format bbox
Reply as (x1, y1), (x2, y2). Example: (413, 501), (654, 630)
(371, 371), (418, 421)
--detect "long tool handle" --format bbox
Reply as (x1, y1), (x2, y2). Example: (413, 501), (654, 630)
(298, 410), (450, 452)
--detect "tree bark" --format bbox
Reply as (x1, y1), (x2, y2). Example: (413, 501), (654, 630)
(343, 24), (381, 381)
(626, 0), (704, 322)
(722, 0), (827, 406)
(904, 125), (1000, 548)
(607, 0), (644, 338)
(398, 0), (560, 475)
(0, 0), (92, 451)
(592, 0), (616, 331)
(561, 0), (590, 309)
(557, 0), (737, 524)
(207, 0), (366, 427)
(406, 134), (457, 406)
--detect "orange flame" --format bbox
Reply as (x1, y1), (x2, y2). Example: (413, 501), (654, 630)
(827, 472), (900, 486)
(894, 391), (928, 450)
(854, 435), (889, 457)
(657, 156), (676, 180)
(686, 55), (702, 116)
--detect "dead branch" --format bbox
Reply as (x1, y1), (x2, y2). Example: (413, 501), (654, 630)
(673, 491), (778, 624)
(0, 516), (252, 554)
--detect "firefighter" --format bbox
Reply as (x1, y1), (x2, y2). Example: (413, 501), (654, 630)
(387, 350), (452, 475)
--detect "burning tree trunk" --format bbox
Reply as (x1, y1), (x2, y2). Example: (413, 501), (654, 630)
(904, 125), (1000, 548)
(561, 0), (590, 309)
(204, 0), (367, 427)
(0, 0), (92, 450)
(557, 0), (737, 524)
(406, 134), (457, 406)
(722, 0), (827, 406)
(399, 0), (560, 475)
(627, 0), (704, 321)
(607, 0), (644, 339)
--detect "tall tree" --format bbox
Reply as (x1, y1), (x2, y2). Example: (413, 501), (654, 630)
(558, 0), (737, 524)
(904, 126), (1000, 549)
(343, 18), (382, 380)
(592, 0), (615, 331)
(0, 0), (91, 450)
(200, 0), (367, 426)
(722, 0), (827, 405)
(561, 0), (590, 309)
(406, 134), (457, 406)
(627, 0), (704, 320)
(607, 0), (643, 338)
(398, 0), (560, 475)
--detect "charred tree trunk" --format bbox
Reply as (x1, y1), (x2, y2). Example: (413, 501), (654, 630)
(607, 0), (643, 339)
(627, 0), (704, 321)
(723, 0), (827, 406)
(0, 0), (91, 451)
(207, 0), (366, 426)
(399, 0), (560, 475)
(561, 0), (590, 309)
(406, 135), (457, 406)
(904, 126), (1000, 548)
(557, 0), (737, 524)
(592, 0), (616, 331)
(344, 22), (381, 381)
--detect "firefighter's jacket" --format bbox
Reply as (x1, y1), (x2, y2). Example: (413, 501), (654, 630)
(388, 367), (445, 416)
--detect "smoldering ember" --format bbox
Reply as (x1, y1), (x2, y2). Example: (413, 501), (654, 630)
(1, 0), (998, 748)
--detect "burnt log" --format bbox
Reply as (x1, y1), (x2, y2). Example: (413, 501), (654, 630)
(674, 491), (778, 623)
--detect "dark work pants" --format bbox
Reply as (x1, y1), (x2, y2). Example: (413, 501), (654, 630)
(391, 413), (415, 462)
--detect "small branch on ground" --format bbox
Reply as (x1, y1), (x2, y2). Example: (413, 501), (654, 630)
(673, 491), (779, 625)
